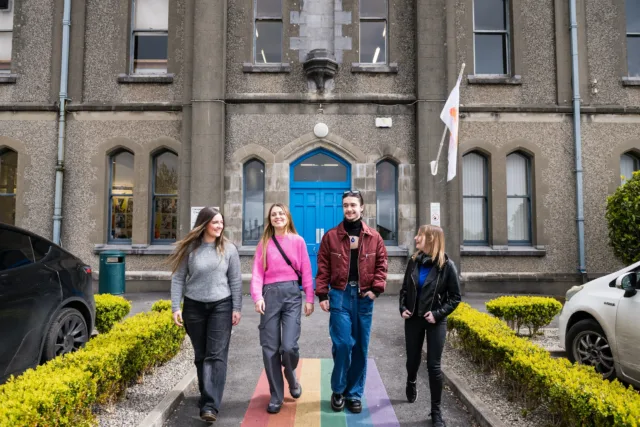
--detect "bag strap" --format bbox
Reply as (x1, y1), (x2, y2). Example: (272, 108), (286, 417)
(271, 235), (302, 279)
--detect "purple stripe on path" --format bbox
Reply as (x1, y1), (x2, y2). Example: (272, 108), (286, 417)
(364, 359), (401, 427)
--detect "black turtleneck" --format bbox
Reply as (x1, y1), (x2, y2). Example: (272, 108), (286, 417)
(344, 218), (362, 282)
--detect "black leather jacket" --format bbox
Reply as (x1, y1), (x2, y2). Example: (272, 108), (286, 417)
(399, 253), (461, 322)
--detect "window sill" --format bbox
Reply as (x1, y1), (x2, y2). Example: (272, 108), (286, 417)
(0, 74), (18, 84)
(461, 245), (546, 257)
(117, 74), (174, 84)
(238, 245), (409, 257)
(93, 244), (175, 255)
(621, 76), (640, 86)
(351, 63), (398, 74)
(467, 74), (522, 85)
(243, 63), (291, 73)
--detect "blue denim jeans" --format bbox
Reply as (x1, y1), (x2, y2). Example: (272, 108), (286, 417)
(328, 282), (374, 401)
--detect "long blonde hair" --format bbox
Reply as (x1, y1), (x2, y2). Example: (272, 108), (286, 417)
(257, 203), (298, 270)
(412, 225), (446, 269)
(168, 207), (227, 274)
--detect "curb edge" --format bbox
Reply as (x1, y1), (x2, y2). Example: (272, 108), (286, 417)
(137, 366), (198, 427)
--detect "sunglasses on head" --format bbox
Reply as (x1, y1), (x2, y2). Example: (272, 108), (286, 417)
(342, 190), (361, 196)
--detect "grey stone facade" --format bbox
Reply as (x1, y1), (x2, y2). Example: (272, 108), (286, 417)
(1, 0), (639, 295)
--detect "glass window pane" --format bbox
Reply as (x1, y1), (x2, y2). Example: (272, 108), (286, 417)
(0, 229), (33, 271)
(463, 198), (486, 242)
(360, 0), (387, 18)
(0, 149), (17, 195)
(110, 152), (134, 241)
(256, 0), (281, 17)
(255, 21), (282, 63)
(0, 32), (12, 72)
(508, 197), (529, 241)
(474, 0), (506, 31)
(154, 152), (178, 195)
(134, 33), (168, 74)
(243, 160), (265, 243)
(135, 0), (169, 30)
(474, 33), (507, 74)
(463, 153), (486, 196)
(621, 153), (639, 184)
(376, 161), (397, 242)
(506, 153), (528, 196)
(110, 196), (133, 240)
(111, 152), (134, 195)
(293, 153), (347, 182)
(360, 21), (386, 64)
(627, 0), (640, 33)
(153, 196), (177, 241)
(628, 36), (640, 77)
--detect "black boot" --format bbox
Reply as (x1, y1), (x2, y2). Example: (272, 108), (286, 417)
(331, 393), (345, 412)
(430, 409), (446, 427)
(406, 379), (417, 403)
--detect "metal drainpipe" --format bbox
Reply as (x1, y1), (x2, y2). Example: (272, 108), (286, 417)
(569, 0), (587, 280)
(53, 0), (71, 245)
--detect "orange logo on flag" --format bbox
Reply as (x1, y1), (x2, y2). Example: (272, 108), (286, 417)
(449, 107), (457, 120)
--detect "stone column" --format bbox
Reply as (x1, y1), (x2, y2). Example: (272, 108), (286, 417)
(189, 0), (227, 210)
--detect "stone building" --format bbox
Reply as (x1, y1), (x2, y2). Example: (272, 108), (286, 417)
(0, 0), (638, 294)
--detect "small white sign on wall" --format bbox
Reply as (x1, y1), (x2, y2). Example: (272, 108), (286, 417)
(375, 117), (392, 128)
(190, 207), (204, 230)
(430, 203), (441, 226)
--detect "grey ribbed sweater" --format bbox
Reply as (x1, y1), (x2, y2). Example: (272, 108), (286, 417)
(171, 242), (242, 313)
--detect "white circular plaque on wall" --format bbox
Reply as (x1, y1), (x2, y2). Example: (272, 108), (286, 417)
(314, 122), (329, 138)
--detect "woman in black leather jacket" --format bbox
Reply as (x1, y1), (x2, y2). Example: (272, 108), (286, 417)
(399, 225), (461, 427)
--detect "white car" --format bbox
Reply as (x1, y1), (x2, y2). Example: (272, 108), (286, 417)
(559, 261), (640, 388)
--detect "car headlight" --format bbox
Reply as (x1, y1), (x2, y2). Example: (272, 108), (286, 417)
(565, 285), (585, 302)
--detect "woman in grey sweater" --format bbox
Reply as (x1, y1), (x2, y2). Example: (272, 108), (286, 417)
(168, 207), (242, 423)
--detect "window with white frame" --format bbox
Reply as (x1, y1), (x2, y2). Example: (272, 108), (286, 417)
(0, 148), (17, 225)
(243, 159), (265, 245)
(473, 0), (510, 75)
(108, 150), (135, 242)
(621, 152), (640, 184)
(0, 0), (13, 73)
(254, 0), (282, 64)
(506, 152), (531, 244)
(376, 160), (397, 245)
(151, 151), (178, 243)
(462, 152), (488, 244)
(360, 0), (387, 64)
(627, 0), (640, 76)
(131, 0), (168, 74)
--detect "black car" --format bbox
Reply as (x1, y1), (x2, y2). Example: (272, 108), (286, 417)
(0, 223), (95, 384)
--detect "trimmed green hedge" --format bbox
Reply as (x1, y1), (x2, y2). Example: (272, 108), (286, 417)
(448, 303), (640, 427)
(151, 299), (172, 312)
(486, 295), (562, 336)
(0, 310), (186, 426)
(94, 294), (132, 333)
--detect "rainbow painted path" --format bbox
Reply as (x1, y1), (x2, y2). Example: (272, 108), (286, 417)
(240, 358), (400, 427)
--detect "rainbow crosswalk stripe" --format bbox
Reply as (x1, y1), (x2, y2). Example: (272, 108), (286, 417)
(241, 358), (400, 427)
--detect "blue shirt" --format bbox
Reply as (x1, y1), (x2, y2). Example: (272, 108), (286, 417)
(418, 265), (432, 290)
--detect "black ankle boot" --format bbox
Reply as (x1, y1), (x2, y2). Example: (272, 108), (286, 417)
(430, 410), (446, 427)
(406, 379), (417, 403)
(331, 393), (345, 412)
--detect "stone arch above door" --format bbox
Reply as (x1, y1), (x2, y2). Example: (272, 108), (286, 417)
(275, 132), (367, 164)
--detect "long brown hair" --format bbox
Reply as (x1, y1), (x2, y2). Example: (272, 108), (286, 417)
(168, 207), (227, 273)
(257, 203), (298, 270)
(412, 224), (446, 269)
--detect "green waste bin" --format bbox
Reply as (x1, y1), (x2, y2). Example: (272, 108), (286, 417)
(99, 251), (126, 295)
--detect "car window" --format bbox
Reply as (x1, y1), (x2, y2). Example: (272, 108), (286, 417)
(30, 236), (52, 262)
(0, 229), (35, 272)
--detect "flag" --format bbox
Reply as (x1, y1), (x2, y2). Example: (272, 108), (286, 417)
(440, 74), (462, 181)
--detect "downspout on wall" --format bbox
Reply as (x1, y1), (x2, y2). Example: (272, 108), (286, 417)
(53, 0), (71, 245)
(569, 0), (587, 281)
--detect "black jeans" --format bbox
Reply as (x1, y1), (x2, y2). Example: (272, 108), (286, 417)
(183, 296), (233, 414)
(404, 316), (447, 412)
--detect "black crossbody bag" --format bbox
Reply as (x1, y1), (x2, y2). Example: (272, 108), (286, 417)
(271, 235), (303, 287)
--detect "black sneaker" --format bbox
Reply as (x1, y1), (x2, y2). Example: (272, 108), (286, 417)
(200, 410), (217, 422)
(290, 383), (302, 399)
(267, 401), (283, 414)
(331, 393), (345, 412)
(345, 399), (362, 413)
(406, 380), (417, 403)
(430, 411), (446, 427)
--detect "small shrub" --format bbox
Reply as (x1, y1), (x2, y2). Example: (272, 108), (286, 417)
(94, 294), (132, 333)
(606, 170), (640, 264)
(151, 299), (172, 312)
(486, 295), (562, 336)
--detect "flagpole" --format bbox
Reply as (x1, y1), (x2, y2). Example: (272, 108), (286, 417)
(430, 63), (466, 176)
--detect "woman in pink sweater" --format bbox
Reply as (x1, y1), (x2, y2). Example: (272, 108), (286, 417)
(251, 203), (314, 414)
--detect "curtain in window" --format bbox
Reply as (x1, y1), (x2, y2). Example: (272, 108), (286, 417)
(620, 153), (639, 184)
(462, 153), (487, 242)
(243, 160), (265, 244)
(506, 153), (530, 242)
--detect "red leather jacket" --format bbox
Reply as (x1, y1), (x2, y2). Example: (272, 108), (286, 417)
(315, 220), (388, 301)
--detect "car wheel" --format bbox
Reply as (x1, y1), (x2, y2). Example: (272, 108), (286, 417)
(566, 319), (616, 380)
(42, 308), (89, 362)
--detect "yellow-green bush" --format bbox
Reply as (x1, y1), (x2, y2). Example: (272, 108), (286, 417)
(485, 295), (562, 336)
(94, 294), (132, 333)
(448, 303), (640, 427)
(0, 310), (185, 426)
(151, 299), (172, 312)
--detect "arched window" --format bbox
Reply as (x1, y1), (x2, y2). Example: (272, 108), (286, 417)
(462, 152), (488, 244)
(108, 150), (134, 243)
(151, 150), (178, 243)
(620, 152), (640, 185)
(506, 152), (532, 244)
(0, 148), (17, 225)
(243, 159), (265, 245)
(376, 160), (397, 245)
